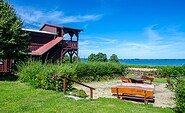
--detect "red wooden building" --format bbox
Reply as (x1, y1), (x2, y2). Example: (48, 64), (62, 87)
(0, 24), (83, 72)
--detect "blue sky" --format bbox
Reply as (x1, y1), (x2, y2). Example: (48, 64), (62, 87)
(10, 0), (185, 59)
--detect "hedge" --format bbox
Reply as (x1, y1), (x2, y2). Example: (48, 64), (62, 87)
(175, 77), (185, 113)
(75, 62), (127, 82)
(156, 66), (185, 78)
(16, 60), (127, 91)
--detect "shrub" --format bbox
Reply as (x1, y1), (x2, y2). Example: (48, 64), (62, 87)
(157, 66), (185, 78)
(175, 77), (185, 113)
(74, 62), (127, 82)
(16, 59), (75, 91)
(16, 60), (127, 91)
(76, 90), (88, 98)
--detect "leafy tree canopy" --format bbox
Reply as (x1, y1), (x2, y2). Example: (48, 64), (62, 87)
(88, 52), (108, 62)
(88, 53), (97, 62)
(0, 0), (30, 60)
(109, 54), (119, 63)
(62, 55), (81, 63)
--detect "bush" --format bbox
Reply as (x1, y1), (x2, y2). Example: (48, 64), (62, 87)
(157, 66), (185, 78)
(16, 60), (127, 91)
(175, 77), (185, 113)
(74, 62), (127, 82)
(16, 59), (75, 91)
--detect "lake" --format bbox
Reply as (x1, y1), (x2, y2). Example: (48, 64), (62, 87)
(81, 59), (185, 66)
(119, 59), (185, 66)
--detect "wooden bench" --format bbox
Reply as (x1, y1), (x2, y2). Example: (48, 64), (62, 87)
(111, 84), (155, 104)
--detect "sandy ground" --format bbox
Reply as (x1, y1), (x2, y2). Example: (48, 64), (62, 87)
(128, 68), (157, 72)
(73, 80), (175, 108)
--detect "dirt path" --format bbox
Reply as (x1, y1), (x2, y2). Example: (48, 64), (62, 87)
(153, 83), (175, 108)
(73, 80), (175, 108)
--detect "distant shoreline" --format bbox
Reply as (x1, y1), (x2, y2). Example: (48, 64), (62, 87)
(120, 59), (185, 60)
(81, 58), (185, 60)
(81, 59), (185, 66)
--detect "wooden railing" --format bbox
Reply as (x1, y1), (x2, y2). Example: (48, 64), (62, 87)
(62, 40), (78, 49)
(62, 76), (95, 99)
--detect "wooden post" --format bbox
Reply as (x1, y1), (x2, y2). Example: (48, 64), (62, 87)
(63, 77), (67, 95)
(116, 88), (119, 99)
(70, 54), (72, 63)
(90, 88), (93, 99)
(144, 91), (147, 104)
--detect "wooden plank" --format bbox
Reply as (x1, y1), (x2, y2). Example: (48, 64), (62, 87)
(64, 77), (95, 90)
(111, 87), (154, 97)
(111, 85), (155, 104)
(118, 95), (154, 101)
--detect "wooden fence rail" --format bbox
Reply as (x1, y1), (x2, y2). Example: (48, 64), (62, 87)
(62, 76), (95, 99)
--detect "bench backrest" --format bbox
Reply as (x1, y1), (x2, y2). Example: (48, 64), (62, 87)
(120, 77), (132, 83)
(141, 76), (154, 83)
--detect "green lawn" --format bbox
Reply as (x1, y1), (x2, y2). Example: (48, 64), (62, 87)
(153, 77), (167, 83)
(0, 79), (174, 113)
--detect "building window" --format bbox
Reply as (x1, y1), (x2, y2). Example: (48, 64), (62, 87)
(0, 58), (3, 64)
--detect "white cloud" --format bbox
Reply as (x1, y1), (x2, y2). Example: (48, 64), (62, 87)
(115, 25), (185, 59)
(145, 25), (163, 44)
(15, 6), (102, 28)
(79, 25), (185, 59)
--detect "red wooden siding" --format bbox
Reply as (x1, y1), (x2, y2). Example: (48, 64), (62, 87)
(29, 31), (56, 52)
(41, 25), (57, 33)
(0, 59), (12, 72)
(31, 37), (63, 55)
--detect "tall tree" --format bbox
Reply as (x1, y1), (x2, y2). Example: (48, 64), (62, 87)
(109, 54), (119, 63)
(96, 52), (108, 62)
(88, 52), (108, 62)
(88, 53), (97, 62)
(0, 0), (30, 60)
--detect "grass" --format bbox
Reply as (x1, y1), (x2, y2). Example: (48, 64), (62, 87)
(153, 77), (167, 83)
(0, 77), (174, 113)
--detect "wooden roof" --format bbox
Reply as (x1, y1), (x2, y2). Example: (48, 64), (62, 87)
(40, 24), (83, 32)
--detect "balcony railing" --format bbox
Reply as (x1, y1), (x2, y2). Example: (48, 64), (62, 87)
(62, 40), (78, 49)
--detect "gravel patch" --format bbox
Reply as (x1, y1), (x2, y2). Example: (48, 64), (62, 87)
(73, 80), (175, 108)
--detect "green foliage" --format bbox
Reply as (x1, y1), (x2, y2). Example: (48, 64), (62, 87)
(157, 66), (185, 78)
(16, 59), (75, 91)
(76, 90), (88, 98)
(62, 55), (81, 63)
(62, 55), (70, 63)
(109, 54), (119, 63)
(175, 77), (185, 113)
(71, 89), (88, 98)
(88, 52), (108, 62)
(73, 55), (81, 63)
(88, 53), (97, 62)
(16, 60), (127, 90)
(0, 0), (30, 60)
(75, 62), (127, 82)
(96, 52), (108, 62)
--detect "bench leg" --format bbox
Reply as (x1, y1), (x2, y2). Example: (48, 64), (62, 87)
(116, 88), (119, 99)
(144, 91), (148, 104)
(144, 96), (146, 104)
